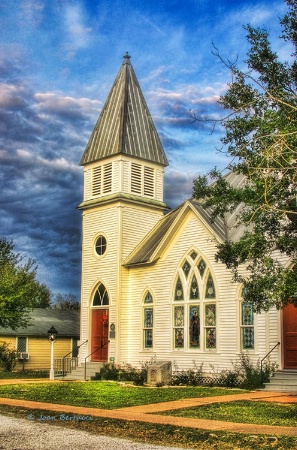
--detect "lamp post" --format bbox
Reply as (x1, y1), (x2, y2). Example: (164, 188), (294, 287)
(48, 326), (58, 380)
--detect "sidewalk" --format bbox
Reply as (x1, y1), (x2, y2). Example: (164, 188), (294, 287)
(0, 380), (297, 436)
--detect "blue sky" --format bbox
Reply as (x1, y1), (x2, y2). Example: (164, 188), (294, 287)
(0, 0), (291, 299)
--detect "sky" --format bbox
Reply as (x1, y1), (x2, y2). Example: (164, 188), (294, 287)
(0, 0), (292, 299)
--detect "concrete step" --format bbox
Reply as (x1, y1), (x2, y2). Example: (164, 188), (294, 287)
(263, 369), (297, 392)
(62, 362), (103, 381)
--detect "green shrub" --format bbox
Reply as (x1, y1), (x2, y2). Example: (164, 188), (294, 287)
(0, 341), (18, 371)
(99, 362), (121, 381)
(172, 362), (204, 386)
(98, 357), (158, 386)
(172, 354), (277, 389)
(234, 353), (277, 389)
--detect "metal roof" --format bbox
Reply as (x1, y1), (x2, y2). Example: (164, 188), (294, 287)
(0, 309), (80, 337)
(80, 53), (168, 167)
(124, 172), (247, 266)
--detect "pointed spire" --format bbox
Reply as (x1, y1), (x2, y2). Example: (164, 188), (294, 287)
(80, 54), (168, 166)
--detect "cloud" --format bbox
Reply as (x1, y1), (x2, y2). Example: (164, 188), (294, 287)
(62, 3), (93, 58)
(0, 58), (100, 296)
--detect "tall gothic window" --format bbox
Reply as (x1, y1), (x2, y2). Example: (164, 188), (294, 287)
(173, 252), (217, 351)
(143, 291), (154, 349)
(240, 298), (254, 350)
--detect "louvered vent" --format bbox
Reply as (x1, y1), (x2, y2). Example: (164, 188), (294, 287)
(92, 163), (113, 196)
(144, 167), (154, 197)
(103, 163), (112, 193)
(92, 167), (102, 195)
(131, 163), (142, 194)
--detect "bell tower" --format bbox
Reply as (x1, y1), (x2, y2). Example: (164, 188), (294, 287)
(78, 53), (168, 365)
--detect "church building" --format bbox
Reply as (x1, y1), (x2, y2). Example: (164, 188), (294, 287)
(77, 53), (296, 375)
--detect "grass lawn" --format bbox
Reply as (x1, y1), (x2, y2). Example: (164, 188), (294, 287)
(0, 381), (244, 409)
(0, 382), (297, 449)
(0, 404), (296, 450)
(160, 400), (297, 427)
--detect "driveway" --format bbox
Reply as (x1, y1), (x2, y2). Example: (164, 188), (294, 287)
(0, 414), (182, 450)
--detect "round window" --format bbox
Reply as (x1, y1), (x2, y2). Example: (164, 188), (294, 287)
(95, 235), (107, 256)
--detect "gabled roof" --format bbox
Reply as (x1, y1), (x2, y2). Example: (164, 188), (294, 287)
(124, 172), (246, 267)
(80, 53), (168, 167)
(0, 309), (80, 337)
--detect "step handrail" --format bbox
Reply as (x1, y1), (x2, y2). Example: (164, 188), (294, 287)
(260, 341), (280, 382)
(84, 339), (110, 380)
(62, 340), (88, 377)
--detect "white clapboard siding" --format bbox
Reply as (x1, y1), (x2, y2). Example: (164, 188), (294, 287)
(80, 198), (166, 362)
(118, 210), (281, 372)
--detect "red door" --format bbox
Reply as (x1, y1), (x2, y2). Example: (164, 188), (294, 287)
(91, 309), (109, 361)
(283, 304), (297, 369)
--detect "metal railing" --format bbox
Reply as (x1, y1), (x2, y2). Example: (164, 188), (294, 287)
(84, 339), (109, 380)
(55, 340), (88, 377)
(55, 357), (78, 376)
(260, 341), (280, 382)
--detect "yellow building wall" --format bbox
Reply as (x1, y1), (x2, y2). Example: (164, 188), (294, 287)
(0, 336), (73, 371)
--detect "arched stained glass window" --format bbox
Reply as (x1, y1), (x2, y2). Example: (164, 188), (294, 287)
(175, 276), (184, 301)
(93, 282), (109, 306)
(172, 251), (217, 351)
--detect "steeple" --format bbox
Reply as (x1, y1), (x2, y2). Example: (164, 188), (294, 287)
(80, 53), (168, 167)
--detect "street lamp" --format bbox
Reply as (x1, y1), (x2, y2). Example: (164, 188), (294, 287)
(48, 326), (58, 380)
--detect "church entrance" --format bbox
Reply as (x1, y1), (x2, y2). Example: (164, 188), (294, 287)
(283, 303), (297, 369)
(91, 309), (109, 362)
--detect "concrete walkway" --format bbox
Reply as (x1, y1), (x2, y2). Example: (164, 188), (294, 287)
(0, 380), (297, 436)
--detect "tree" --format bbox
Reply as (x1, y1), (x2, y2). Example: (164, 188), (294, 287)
(193, 0), (297, 312)
(52, 293), (80, 311)
(0, 238), (51, 329)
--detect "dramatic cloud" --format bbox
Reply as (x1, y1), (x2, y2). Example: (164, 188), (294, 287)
(0, 0), (287, 298)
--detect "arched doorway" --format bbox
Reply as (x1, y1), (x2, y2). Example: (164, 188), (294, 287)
(91, 282), (109, 362)
(283, 303), (297, 369)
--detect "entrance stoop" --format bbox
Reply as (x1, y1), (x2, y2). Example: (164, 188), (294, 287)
(62, 362), (103, 381)
(263, 370), (297, 393)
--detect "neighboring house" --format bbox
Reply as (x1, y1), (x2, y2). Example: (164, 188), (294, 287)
(0, 309), (80, 371)
(78, 53), (295, 374)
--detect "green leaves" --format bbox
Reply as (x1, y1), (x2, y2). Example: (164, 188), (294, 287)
(0, 238), (51, 330)
(193, 0), (297, 311)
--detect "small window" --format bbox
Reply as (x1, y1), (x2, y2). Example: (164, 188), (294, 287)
(17, 337), (27, 353)
(143, 291), (154, 349)
(95, 235), (107, 256)
(241, 302), (254, 349)
(93, 283), (109, 306)
(72, 338), (78, 358)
